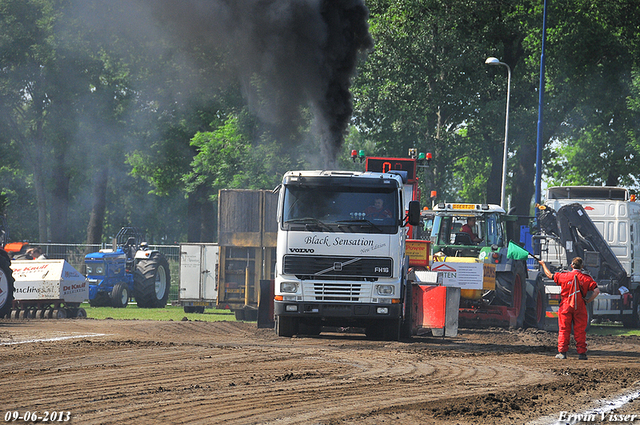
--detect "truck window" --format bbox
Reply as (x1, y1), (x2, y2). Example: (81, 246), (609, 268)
(431, 216), (451, 245)
(282, 186), (399, 234)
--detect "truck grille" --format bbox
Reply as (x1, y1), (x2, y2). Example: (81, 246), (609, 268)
(283, 255), (393, 279)
(311, 282), (362, 301)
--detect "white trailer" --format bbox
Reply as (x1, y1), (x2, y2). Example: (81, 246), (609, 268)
(179, 243), (219, 313)
(9, 259), (88, 319)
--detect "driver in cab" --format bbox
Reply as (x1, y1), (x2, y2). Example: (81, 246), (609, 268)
(460, 216), (483, 243)
(364, 197), (392, 219)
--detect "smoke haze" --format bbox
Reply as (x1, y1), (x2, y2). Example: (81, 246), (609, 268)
(141, 0), (374, 168)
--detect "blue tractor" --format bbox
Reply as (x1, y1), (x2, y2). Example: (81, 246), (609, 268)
(85, 227), (171, 308)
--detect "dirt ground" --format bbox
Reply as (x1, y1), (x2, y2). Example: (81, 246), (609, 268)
(1, 319), (639, 425)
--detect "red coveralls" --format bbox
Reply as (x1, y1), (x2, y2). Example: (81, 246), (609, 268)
(554, 269), (598, 354)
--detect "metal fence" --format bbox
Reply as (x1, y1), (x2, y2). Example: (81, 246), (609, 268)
(26, 243), (182, 301)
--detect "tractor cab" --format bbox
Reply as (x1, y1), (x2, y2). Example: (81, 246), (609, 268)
(430, 203), (508, 258)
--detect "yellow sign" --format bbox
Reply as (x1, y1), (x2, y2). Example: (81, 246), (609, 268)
(482, 263), (496, 290)
(405, 240), (429, 266)
(451, 204), (477, 210)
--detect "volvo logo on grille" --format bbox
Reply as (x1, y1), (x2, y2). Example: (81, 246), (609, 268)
(333, 262), (343, 271)
(289, 248), (314, 253)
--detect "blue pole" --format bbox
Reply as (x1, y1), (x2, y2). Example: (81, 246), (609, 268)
(534, 0), (548, 255)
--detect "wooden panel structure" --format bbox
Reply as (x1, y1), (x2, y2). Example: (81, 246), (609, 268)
(216, 189), (278, 315)
(218, 189), (278, 248)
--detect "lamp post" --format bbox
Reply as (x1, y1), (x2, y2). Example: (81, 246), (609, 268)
(485, 57), (511, 211)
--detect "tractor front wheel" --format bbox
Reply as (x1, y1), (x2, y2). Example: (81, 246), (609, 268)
(111, 283), (129, 308)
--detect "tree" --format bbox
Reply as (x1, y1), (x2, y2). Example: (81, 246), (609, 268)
(540, 0), (640, 190)
(352, 0), (532, 206)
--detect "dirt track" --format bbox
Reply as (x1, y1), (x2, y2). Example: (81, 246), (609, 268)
(1, 319), (639, 424)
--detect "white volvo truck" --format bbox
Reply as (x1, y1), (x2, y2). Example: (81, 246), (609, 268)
(273, 169), (420, 340)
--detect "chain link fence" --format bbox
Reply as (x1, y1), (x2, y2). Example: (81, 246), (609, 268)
(26, 243), (181, 302)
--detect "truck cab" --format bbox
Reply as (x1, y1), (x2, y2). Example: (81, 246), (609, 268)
(273, 170), (419, 339)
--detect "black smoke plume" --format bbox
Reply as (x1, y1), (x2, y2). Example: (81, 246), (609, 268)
(144, 0), (373, 168)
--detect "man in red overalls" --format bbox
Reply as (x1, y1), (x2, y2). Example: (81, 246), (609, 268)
(539, 257), (600, 360)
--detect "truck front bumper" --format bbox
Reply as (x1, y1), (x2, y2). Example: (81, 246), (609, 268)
(274, 300), (401, 320)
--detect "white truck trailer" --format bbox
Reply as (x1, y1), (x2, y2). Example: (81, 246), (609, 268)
(273, 169), (422, 340)
(178, 243), (219, 313)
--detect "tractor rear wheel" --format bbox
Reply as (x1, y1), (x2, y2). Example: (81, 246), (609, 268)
(0, 251), (15, 319)
(133, 253), (171, 308)
(495, 261), (527, 328)
(525, 275), (547, 329)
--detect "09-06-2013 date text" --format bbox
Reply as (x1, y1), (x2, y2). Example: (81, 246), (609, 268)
(4, 411), (71, 422)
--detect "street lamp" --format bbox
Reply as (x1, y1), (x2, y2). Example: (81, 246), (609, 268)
(485, 57), (511, 211)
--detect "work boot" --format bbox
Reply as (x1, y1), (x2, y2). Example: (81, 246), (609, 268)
(555, 352), (567, 359)
(578, 353), (588, 360)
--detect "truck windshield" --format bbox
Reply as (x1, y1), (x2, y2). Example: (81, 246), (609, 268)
(430, 213), (504, 247)
(282, 186), (399, 234)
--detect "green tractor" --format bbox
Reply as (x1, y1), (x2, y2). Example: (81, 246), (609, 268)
(429, 203), (544, 329)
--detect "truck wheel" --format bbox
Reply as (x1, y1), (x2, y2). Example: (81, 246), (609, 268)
(0, 252), (15, 319)
(400, 280), (414, 339)
(365, 320), (400, 341)
(111, 283), (129, 308)
(184, 306), (194, 313)
(383, 319), (402, 341)
(298, 321), (322, 336)
(75, 308), (87, 318)
(133, 253), (171, 308)
(525, 275), (547, 329)
(495, 261), (527, 328)
(276, 316), (298, 337)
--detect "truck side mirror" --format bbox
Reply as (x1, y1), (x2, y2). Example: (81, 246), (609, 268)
(407, 201), (420, 226)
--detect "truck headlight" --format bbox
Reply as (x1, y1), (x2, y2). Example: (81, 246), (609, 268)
(376, 285), (394, 296)
(280, 282), (298, 293)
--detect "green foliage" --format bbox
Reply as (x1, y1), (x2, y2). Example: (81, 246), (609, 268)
(352, 0), (529, 204)
(2, 0), (640, 244)
(185, 114), (292, 199)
